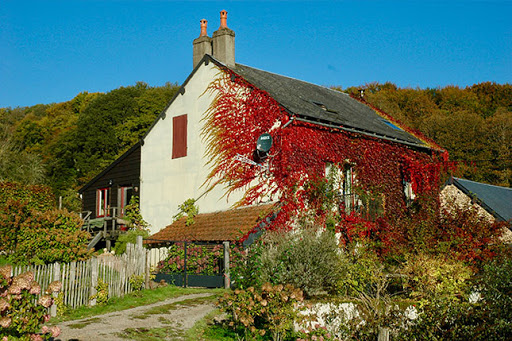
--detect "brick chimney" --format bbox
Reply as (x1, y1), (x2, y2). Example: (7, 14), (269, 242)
(212, 10), (235, 67)
(192, 19), (212, 68)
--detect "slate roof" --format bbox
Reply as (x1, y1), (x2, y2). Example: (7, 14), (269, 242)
(450, 177), (512, 224)
(231, 62), (428, 148)
(146, 204), (275, 245)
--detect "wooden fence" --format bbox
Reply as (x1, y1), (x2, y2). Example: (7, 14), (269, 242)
(10, 237), (146, 316)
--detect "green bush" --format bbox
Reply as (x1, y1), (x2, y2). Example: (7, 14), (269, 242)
(238, 225), (344, 297)
(396, 251), (512, 340)
(399, 252), (472, 302)
(113, 229), (149, 255)
(0, 265), (61, 340)
(3, 204), (92, 265)
(337, 245), (391, 298)
(0, 182), (55, 212)
(217, 283), (305, 340)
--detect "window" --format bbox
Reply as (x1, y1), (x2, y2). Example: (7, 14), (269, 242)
(172, 114), (187, 159)
(118, 186), (134, 216)
(404, 181), (416, 207)
(325, 162), (357, 214)
(96, 188), (110, 217)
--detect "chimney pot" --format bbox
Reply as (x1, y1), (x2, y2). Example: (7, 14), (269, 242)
(220, 10), (228, 28)
(200, 19), (208, 37)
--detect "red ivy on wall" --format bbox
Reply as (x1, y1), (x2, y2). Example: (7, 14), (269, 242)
(200, 68), (500, 262)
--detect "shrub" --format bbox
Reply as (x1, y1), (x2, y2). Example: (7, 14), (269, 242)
(0, 182), (55, 212)
(217, 283), (305, 340)
(397, 251), (512, 340)
(91, 278), (109, 305)
(337, 244), (391, 298)
(113, 228), (149, 255)
(0, 265), (61, 340)
(7, 207), (92, 265)
(237, 225), (344, 297)
(399, 252), (472, 301)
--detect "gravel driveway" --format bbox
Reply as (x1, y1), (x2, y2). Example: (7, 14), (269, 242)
(55, 292), (217, 341)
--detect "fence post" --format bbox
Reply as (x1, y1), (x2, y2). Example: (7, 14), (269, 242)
(90, 258), (98, 306)
(145, 249), (151, 289)
(223, 241), (230, 289)
(50, 263), (61, 317)
(136, 235), (143, 248)
(378, 327), (389, 341)
(183, 242), (188, 288)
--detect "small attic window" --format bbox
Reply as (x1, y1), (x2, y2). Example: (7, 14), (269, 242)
(379, 118), (402, 131)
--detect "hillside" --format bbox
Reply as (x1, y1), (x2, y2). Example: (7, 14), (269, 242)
(0, 81), (510, 211)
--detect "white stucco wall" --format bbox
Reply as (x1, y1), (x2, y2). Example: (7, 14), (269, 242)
(140, 63), (246, 234)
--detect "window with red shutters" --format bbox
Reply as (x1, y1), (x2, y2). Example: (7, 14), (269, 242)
(172, 114), (187, 159)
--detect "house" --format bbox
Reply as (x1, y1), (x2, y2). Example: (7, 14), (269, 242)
(80, 11), (443, 243)
(441, 176), (512, 242)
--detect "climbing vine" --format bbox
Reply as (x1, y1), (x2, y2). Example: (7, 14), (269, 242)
(202, 67), (470, 256)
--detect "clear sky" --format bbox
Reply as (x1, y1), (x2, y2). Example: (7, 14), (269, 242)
(1, 0), (511, 108)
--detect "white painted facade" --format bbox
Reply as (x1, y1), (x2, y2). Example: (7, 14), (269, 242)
(140, 62), (246, 235)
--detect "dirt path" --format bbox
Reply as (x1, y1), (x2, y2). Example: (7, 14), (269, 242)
(55, 292), (217, 341)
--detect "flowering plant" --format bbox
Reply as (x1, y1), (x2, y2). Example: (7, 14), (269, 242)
(0, 265), (61, 340)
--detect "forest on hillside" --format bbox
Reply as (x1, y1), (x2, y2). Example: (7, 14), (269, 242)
(0, 81), (510, 211)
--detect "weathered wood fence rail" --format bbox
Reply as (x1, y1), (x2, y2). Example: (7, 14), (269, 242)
(10, 237), (146, 316)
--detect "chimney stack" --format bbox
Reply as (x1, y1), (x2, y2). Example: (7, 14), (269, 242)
(192, 19), (212, 68)
(212, 10), (235, 67)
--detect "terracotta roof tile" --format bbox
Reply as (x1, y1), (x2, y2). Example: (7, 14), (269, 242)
(146, 204), (274, 245)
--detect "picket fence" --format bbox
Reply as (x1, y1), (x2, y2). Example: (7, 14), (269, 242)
(10, 237), (147, 316)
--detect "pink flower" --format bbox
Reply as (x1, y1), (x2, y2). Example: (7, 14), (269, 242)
(43, 314), (51, 323)
(0, 298), (10, 312)
(7, 283), (21, 295)
(47, 281), (62, 293)
(29, 282), (41, 295)
(38, 295), (53, 308)
(50, 325), (61, 337)
(41, 325), (49, 334)
(0, 265), (12, 280)
(0, 317), (11, 328)
(30, 334), (43, 341)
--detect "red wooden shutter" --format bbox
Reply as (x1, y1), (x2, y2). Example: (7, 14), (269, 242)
(172, 114), (187, 159)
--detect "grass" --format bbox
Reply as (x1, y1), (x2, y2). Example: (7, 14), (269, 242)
(51, 284), (226, 323)
(131, 295), (218, 319)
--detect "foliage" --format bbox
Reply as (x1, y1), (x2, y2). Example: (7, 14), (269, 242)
(91, 278), (109, 305)
(0, 200), (92, 265)
(129, 274), (145, 292)
(336, 244), (391, 298)
(123, 195), (149, 230)
(217, 283), (305, 341)
(0, 181), (55, 212)
(172, 198), (199, 226)
(156, 243), (222, 276)
(236, 226), (344, 297)
(399, 253), (472, 302)
(346, 81), (512, 186)
(0, 266), (61, 340)
(202, 69), (448, 252)
(113, 229), (149, 255)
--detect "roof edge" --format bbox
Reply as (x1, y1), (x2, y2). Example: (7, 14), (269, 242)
(78, 142), (141, 194)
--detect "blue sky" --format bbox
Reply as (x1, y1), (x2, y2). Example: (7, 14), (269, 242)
(1, 0), (511, 108)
